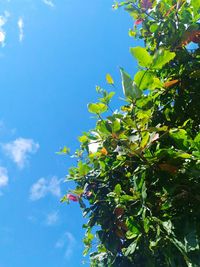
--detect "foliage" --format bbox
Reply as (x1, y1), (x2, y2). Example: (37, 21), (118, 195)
(61, 0), (200, 266)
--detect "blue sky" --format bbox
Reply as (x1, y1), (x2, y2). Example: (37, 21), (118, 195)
(0, 1), (138, 266)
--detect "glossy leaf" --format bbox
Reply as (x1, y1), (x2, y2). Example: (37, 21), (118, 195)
(152, 49), (176, 69)
(130, 46), (152, 67)
(88, 102), (108, 114)
(134, 70), (154, 90)
(120, 68), (142, 100)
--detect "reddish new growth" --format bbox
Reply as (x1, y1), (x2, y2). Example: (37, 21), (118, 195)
(135, 18), (144, 25)
(141, 0), (152, 10)
(67, 194), (79, 202)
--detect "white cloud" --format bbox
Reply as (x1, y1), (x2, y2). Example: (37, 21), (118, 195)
(17, 17), (24, 42)
(0, 30), (5, 44)
(46, 211), (59, 225)
(0, 166), (8, 188)
(0, 11), (10, 46)
(29, 176), (61, 201)
(0, 14), (8, 27)
(55, 232), (76, 259)
(43, 0), (54, 8)
(2, 138), (39, 169)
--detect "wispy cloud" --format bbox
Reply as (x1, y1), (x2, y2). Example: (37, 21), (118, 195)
(0, 11), (10, 46)
(55, 232), (76, 259)
(0, 166), (8, 196)
(45, 211), (59, 226)
(2, 138), (39, 169)
(0, 11), (9, 46)
(0, 30), (5, 45)
(0, 166), (8, 188)
(43, 0), (54, 8)
(17, 17), (24, 42)
(29, 176), (61, 201)
(0, 120), (16, 136)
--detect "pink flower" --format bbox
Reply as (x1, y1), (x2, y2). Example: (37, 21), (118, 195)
(141, 0), (152, 10)
(67, 194), (79, 202)
(134, 19), (143, 25)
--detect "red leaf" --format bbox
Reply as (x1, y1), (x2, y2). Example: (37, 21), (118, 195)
(67, 194), (79, 202)
(134, 19), (143, 25)
(114, 207), (124, 217)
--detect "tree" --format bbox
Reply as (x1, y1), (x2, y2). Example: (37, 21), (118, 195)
(61, 0), (200, 266)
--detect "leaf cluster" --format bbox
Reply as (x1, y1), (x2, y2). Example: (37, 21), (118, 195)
(62, 0), (200, 266)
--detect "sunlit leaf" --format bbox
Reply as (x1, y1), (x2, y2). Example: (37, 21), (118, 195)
(152, 49), (176, 69)
(106, 73), (114, 85)
(88, 102), (108, 114)
(134, 70), (154, 90)
(130, 46), (152, 67)
(120, 68), (142, 100)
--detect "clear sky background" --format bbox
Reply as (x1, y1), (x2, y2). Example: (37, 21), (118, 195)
(0, 1), (139, 266)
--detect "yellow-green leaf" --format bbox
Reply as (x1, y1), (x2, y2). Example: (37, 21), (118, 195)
(130, 47), (152, 67)
(88, 103), (108, 114)
(106, 73), (114, 85)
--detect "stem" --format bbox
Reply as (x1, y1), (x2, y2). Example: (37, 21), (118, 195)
(107, 103), (114, 113)
(130, 3), (160, 22)
(131, 100), (142, 146)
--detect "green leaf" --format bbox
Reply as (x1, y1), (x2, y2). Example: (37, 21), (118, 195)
(150, 23), (158, 33)
(150, 77), (163, 90)
(142, 181), (147, 201)
(126, 216), (140, 238)
(106, 73), (114, 85)
(78, 161), (91, 176)
(140, 132), (150, 149)
(57, 146), (70, 155)
(162, 220), (173, 235)
(114, 184), (122, 195)
(169, 129), (190, 149)
(143, 217), (150, 233)
(112, 119), (121, 132)
(130, 47), (152, 67)
(123, 241), (137, 256)
(152, 49), (176, 69)
(134, 70), (155, 90)
(121, 194), (139, 202)
(97, 120), (112, 135)
(191, 0), (200, 17)
(176, 152), (192, 159)
(88, 103), (108, 114)
(120, 68), (142, 100)
(99, 91), (115, 105)
(194, 133), (200, 151)
(78, 135), (88, 143)
(129, 29), (136, 37)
